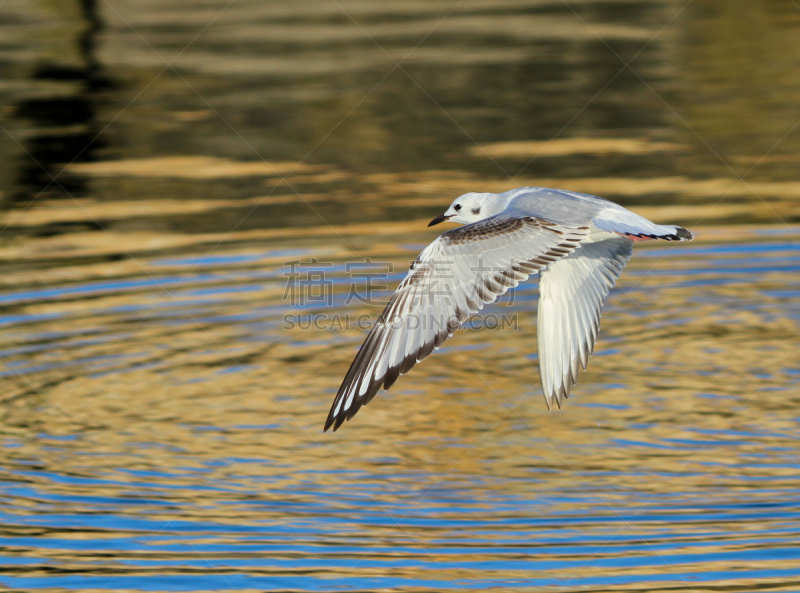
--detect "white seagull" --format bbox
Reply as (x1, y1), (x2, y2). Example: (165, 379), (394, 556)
(324, 187), (693, 432)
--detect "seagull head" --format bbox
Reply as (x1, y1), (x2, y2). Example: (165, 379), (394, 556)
(429, 192), (503, 227)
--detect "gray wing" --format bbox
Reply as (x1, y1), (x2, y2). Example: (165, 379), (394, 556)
(537, 236), (633, 409)
(325, 214), (590, 431)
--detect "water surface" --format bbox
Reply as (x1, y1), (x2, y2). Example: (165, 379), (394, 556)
(1, 0), (799, 591)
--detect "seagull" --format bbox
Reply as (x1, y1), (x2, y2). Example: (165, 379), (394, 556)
(324, 187), (693, 432)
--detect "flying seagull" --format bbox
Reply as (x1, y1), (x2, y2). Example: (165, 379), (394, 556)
(324, 187), (693, 432)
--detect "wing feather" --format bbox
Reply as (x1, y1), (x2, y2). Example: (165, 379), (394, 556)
(537, 236), (633, 409)
(325, 214), (590, 431)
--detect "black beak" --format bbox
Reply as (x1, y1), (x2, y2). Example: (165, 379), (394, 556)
(428, 214), (453, 227)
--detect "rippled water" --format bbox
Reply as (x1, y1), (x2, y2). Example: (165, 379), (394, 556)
(1, 0), (800, 591)
(1, 225), (799, 591)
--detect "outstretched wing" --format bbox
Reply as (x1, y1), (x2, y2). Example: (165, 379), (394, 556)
(325, 214), (590, 431)
(537, 235), (633, 409)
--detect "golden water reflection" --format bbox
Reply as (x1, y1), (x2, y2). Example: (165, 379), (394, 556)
(1, 0), (800, 590)
(0, 219), (798, 591)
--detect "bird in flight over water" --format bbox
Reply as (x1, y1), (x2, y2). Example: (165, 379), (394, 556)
(324, 187), (693, 432)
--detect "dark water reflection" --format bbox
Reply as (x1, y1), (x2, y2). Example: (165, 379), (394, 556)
(0, 1), (799, 591)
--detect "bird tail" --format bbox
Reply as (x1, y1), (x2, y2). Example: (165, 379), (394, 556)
(618, 225), (693, 242)
(593, 208), (694, 242)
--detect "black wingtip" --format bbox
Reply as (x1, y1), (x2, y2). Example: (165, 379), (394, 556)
(323, 415), (339, 433)
(675, 226), (694, 241)
(323, 399), (343, 432)
(323, 407), (345, 432)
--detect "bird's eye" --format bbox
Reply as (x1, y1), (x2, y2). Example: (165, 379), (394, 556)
(454, 204), (462, 211)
